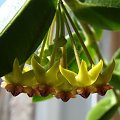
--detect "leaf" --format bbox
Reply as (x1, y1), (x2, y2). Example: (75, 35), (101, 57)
(99, 104), (118, 120)
(0, 0), (57, 77)
(80, 0), (85, 2)
(87, 92), (117, 120)
(83, 0), (120, 8)
(113, 48), (120, 59)
(64, 0), (120, 30)
(114, 59), (120, 76)
(32, 95), (53, 102)
(110, 74), (120, 90)
(112, 49), (120, 76)
(91, 26), (103, 41)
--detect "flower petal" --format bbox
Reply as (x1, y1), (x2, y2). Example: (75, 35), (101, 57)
(94, 60), (115, 85)
(88, 60), (103, 82)
(76, 60), (89, 86)
(57, 71), (74, 91)
(59, 65), (78, 86)
(31, 56), (46, 84)
(5, 58), (23, 84)
(46, 61), (62, 86)
(22, 70), (38, 87)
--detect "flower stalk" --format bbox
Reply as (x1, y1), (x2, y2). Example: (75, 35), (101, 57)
(61, 1), (94, 65)
(49, 9), (60, 68)
(62, 11), (81, 68)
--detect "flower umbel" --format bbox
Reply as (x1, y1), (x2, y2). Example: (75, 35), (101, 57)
(0, 1), (114, 102)
(1, 58), (39, 96)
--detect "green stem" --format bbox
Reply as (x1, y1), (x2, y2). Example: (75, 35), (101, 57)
(39, 33), (48, 64)
(61, 46), (67, 68)
(49, 15), (56, 45)
(62, 12), (80, 68)
(80, 21), (103, 61)
(61, 1), (94, 65)
(49, 9), (60, 68)
(59, 3), (65, 37)
(59, 4), (67, 68)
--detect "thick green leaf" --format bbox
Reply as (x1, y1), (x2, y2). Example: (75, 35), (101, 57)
(87, 92), (117, 120)
(91, 26), (103, 41)
(112, 49), (120, 76)
(113, 48), (120, 59)
(83, 0), (120, 8)
(110, 74), (120, 90)
(99, 104), (118, 120)
(0, 0), (57, 77)
(32, 95), (53, 102)
(64, 0), (120, 30)
(114, 59), (120, 76)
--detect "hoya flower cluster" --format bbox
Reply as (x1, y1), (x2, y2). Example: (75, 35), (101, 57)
(1, 1), (115, 102)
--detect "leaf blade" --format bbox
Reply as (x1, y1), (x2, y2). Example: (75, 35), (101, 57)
(87, 92), (117, 120)
(0, 0), (57, 76)
(99, 104), (118, 120)
(64, 0), (120, 30)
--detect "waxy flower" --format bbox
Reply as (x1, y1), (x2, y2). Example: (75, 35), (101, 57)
(32, 56), (61, 87)
(2, 58), (38, 87)
(59, 60), (103, 87)
(1, 58), (39, 96)
(93, 60), (115, 86)
(90, 60), (115, 95)
(32, 56), (73, 91)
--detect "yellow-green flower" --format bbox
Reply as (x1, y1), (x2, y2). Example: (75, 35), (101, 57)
(86, 60), (115, 96)
(59, 60), (103, 87)
(32, 56), (73, 91)
(4, 58), (23, 84)
(93, 60), (115, 86)
(2, 58), (38, 88)
(31, 56), (46, 84)
(32, 56), (62, 86)
(57, 71), (74, 91)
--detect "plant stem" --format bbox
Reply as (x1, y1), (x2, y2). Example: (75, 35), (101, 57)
(39, 33), (48, 64)
(49, 15), (56, 45)
(62, 11), (80, 68)
(61, 1), (94, 65)
(59, 4), (67, 68)
(59, 3), (65, 37)
(49, 9), (60, 68)
(61, 46), (67, 68)
(80, 21), (103, 61)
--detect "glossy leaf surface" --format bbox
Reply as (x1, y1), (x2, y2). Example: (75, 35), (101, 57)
(87, 92), (117, 120)
(113, 59), (120, 76)
(0, 0), (57, 76)
(99, 104), (118, 120)
(110, 74), (120, 90)
(64, 0), (120, 30)
(83, 0), (120, 7)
